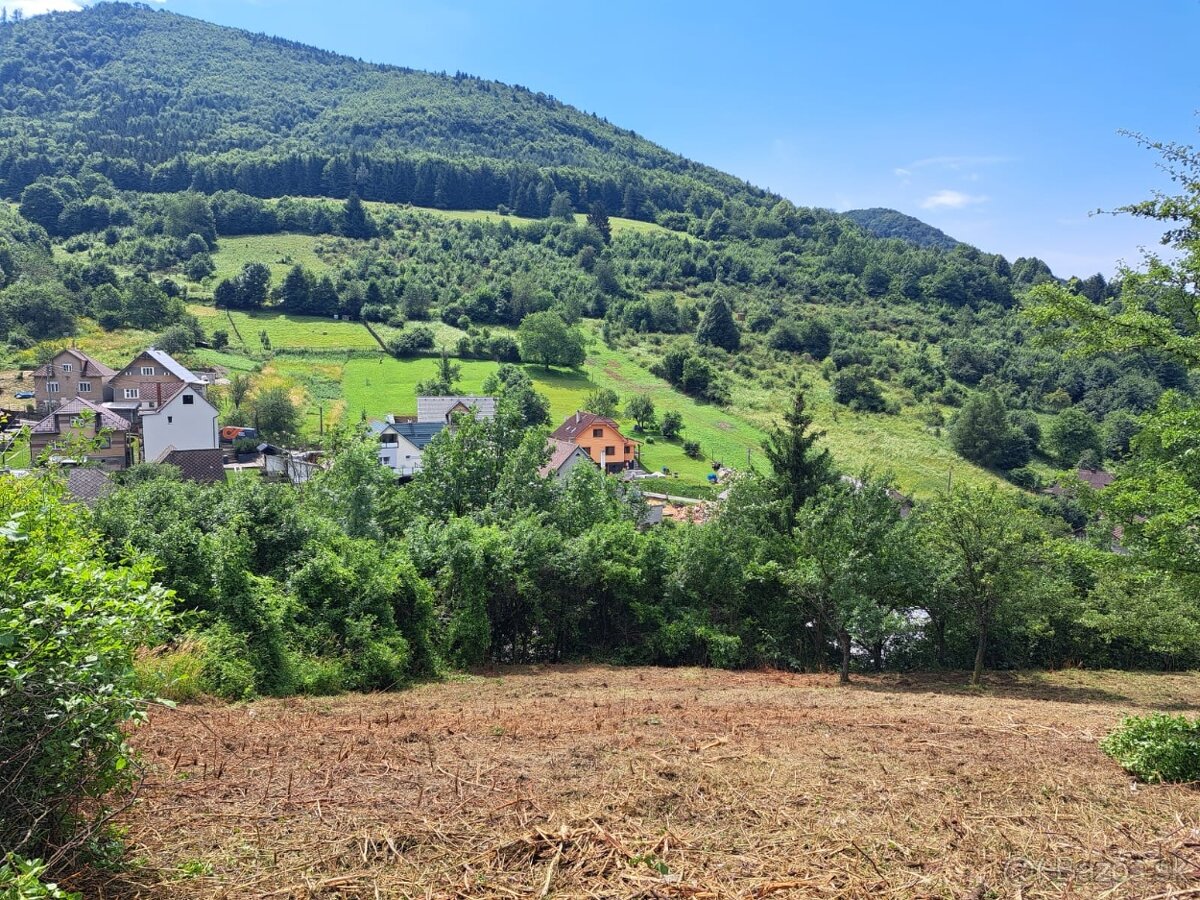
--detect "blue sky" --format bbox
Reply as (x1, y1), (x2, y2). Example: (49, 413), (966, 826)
(17, 0), (1200, 277)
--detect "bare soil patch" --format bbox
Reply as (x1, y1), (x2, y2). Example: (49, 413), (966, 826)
(83, 667), (1200, 898)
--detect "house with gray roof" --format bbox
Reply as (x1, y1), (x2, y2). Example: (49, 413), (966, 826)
(416, 395), (497, 425)
(370, 419), (446, 477)
(29, 397), (132, 469)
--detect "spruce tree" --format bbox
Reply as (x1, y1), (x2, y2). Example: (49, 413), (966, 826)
(697, 295), (741, 351)
(586, 201), (612, 244)
(762, 387), (835, 526)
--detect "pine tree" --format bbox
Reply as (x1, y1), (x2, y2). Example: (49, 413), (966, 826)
(762, 387), (835, 527)
(280, 265), (312, 313)
(340, 193), (375, 239)
(696, 295), (741, 351)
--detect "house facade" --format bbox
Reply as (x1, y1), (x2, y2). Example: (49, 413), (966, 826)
(108, 348), (205, 411)
(550, 411), (639, 473)
(139, 383), (219, 463)
(31, 348), (116, 412)
(371, 419), (446, 477)
(29, 397), (132, 469)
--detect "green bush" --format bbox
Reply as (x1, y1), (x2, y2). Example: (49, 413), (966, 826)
(1100, 713), (1200, 783)
(134, 639), (208, 703)
(0, 473), (172, 865)
(0, 855), (79, 900)
(196, 623), (258, 701)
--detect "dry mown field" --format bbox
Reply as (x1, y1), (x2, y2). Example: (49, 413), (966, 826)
(83, 667), (1199, 899)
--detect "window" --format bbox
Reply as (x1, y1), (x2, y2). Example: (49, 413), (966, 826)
(182, 395), (194, 405)
(48, 382), (60, 393)
(605, 446), (616, 456)
(61, 363), (72, 373)
(582, 446), (592, 456)
(592, 428), (604, 438)
(124, 388), (139, 400)
(140, 366), (155, 376)
(167, 416), (173, 424)
(78, 382), (92, 393)
(624, 445), (631, 454)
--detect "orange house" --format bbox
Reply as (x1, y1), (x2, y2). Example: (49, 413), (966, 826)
(551, 411), (639, 473)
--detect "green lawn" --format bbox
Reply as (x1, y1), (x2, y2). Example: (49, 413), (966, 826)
(200, 234), (343, 288)
(372, 204), (672, 238)
(188, 304), (380, 351)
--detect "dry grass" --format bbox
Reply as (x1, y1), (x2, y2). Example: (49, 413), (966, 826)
(82, 667), (1200, 899)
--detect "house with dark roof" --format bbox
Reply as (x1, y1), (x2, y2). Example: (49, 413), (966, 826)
(550, 411), (639, 473)
(539, 437), (596, 481)
(29, 397), (132, 469)
(108, 348), (205, 412)
(31, 348), (116, 412)
(370, 419), (446, 477)
(416, 396), (497, 424)
(65, 467), (116, 507)
(155, 448), (227, 485)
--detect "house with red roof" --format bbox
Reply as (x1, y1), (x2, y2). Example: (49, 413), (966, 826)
(550, 411), (639, 473)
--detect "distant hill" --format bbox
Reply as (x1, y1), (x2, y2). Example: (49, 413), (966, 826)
(0, 3), (771, 220)
(843, 208), (961, 250)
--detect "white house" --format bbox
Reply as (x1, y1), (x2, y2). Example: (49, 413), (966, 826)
(370, 419), (446, 477)
(139, 383), (219, 463)
(416, 395), (497, 424)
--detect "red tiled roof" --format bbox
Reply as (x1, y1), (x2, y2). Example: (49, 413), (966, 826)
(30, 397), (131, 434)
(550, 411), (636, 444)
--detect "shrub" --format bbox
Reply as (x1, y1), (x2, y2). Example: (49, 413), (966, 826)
(196, 623), (257, 701)
(660, 410), (683, 439)
(683, 440), (702, 459)
(1100, 713), (1200, 783)
(0, 473), (172, 864)
(386, 325), (435, 356)
(134, 639), (208, 703)
(0, 855), (79, 900)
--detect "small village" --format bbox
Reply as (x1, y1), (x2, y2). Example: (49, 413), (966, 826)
(5, 344), (717, 522)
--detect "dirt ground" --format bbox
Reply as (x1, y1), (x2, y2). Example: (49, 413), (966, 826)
(82, 667), (1200, 899)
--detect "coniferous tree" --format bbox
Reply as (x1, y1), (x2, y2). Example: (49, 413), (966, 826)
(280, 265), (312, 313)
(340, 193), (376, 238)
(762, 387), (835, 526)
(697, 295), (741, 351)
(586, 201), (612, 244)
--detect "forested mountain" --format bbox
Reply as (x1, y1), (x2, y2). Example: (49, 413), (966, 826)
(0, 3), (770, 219)
(843, 208), (960, 250)
(0, 1), (1180, 496)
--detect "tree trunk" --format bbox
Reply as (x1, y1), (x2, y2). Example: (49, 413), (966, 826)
(838, 630), (851, 685)
(933, 616), (948, 668)
(811, 619), (826, 673)
(871, 638), (884, 673)
(971, 623), (988, 686)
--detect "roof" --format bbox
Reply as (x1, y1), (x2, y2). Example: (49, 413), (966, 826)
(139, 382), (217, 416)
(156, 448), (227, 484)
(539, 438), (591, 477)
(32, 348), (116, 379)
(550, 411), (636, 444)
(370, 420), (446, 449)
(126, 348), (202, 384)
(416, 396), (497, 423)
(65, 467), (115, 507)
(30, 397), (131, 434)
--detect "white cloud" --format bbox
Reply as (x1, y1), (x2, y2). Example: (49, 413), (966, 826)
(921, 190), (988, 210)
(893, 167), (912, 178)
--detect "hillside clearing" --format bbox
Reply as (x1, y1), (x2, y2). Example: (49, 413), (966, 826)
(88, 666), (1199, 898)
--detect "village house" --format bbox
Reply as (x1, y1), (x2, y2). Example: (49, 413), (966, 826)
(550, 411), (639, 473)
(416, 395), (497, 424)
(28, 397), (133, 469)
(108, 348), (206, 413)
(371, 416), (446, 477)
(31, 348), (116, 412)
(539, 437), (596, 480)
(139, 383), (220, 463)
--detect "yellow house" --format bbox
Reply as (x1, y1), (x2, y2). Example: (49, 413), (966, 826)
(550, 411), (638, 473)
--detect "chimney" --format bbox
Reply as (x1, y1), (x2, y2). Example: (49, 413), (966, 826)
(156, 382), (162, 406)
(575, 411), (580, 425)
